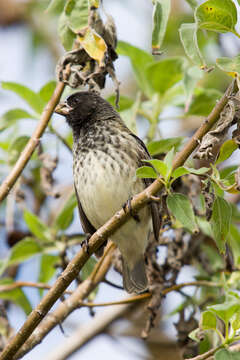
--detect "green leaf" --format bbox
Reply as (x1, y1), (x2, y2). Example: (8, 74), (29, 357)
(201, 243), (223, 271)
(58, 12), (76, 51)
(188, 328), (204, 342)
(120, 93), (140, 134)
(183, 66), (203, 105)
(117, 41), (154, 97)
(220, 166), (238, 180)
(24, 210), (52, 243)
(107, 95), (134, 112)
(146, 57), (186, 95)
(216, 55), (240, 76)
(64, 0), (89, 33)
(162, 83), (186, 106)
(187, 89), (222, 116)
(210, 197), (232, 253)
(0, 141), (10, 151)
(81, 257), (99, 300)
(197, 217), (213, 238)
(231, 310), (240, 331)
(66, 131), (73, 148)
(216, 140), (238, 165)
(186, 167), (209, 175)
(174, 167), (205, 183)
(167, 193), (199, 233)
(144, 159), (168, 179)
(147, 137), (184, 156)
(172, 167), (190, 180)
(195, 0), (238, 34)
(54, 192), (77, 231)
(179, 23), (205, 67)
(152, 0), (171, 52)
(8, 136), (30, 165)
(81, 257), (97, 280)
(9, 237), (42, 266)
(227, 224), (240, 267)
(0, 109), (35, 131)
(2, 82), (45, 114)
(136, 166), (157, 179)
(0, 278), (32, 315)
(46, 0), (65, 14)
(38, 254), (58, 297)
(200, 310), (217, 330)
(208, 293), (240, 325)
(185, 0), (198, 10)
(164, 147), (175, 179)
(215, 349), (240, 360)
(230, 203), (240, 222)
(39, 81), (56, 103)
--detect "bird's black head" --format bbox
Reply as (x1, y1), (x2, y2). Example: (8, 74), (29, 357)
(55, 91), (116, 131)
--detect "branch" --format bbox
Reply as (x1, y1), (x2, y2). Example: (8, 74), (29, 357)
(78, 280), (220, 308)
(0, 81), (235, 360)
(13, 242), (116, 359)
(0, 81), (66, 203)
(188, 345), (223, 360)
(34, 281), (221, 360)
(47, 302), (132, 360)
(0, 279), (219, 308)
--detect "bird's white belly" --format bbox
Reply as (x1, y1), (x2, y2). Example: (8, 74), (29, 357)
(74, 150), (152, 266)
(74, 150), (144, 228)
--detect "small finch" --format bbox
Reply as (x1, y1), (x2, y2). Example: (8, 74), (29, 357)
(55, 92), (160, 293)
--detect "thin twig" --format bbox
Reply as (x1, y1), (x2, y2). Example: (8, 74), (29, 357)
(103, 279), (123, 290)
(0, 280), (219, 308)
(0, 81), (235, 360)
(47, 302), (133, 360)
(0, 281), (72, 295)
(79, 280), (221, 308)
(188, 345), (223, 360)
(0, 81), (66, 203)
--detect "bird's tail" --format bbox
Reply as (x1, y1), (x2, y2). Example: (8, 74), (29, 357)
(122, 256), (148, 294)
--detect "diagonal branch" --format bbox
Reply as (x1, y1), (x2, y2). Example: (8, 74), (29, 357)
(0, 80), (235, 360)
(46, 302), (135, 360)
(37, 281), (223, 360)
(13, 242), (116, 359)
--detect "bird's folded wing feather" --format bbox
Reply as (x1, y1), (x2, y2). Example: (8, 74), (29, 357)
(74, 183), (96, 235)
(74, 183), (106, 256)
(130, 134), (161, 242)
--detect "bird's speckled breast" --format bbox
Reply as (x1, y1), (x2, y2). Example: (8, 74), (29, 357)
(73, 120), (146, 229)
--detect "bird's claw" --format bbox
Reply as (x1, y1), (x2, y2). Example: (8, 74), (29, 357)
(81, 233), (91, 254)
(122, 198), (140, 223)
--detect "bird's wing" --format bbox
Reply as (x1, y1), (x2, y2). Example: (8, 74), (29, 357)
(74, 183), (96, 235)
(130, 134), (161, 242)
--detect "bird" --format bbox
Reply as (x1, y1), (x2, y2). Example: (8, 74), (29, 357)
(55, 91), (160, 293)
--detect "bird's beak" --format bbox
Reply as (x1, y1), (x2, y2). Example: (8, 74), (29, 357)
(55, 102), (73, 116)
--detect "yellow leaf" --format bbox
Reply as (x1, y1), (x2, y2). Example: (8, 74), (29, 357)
(88, 0), (99, 8)
(78, 27), (107, 66)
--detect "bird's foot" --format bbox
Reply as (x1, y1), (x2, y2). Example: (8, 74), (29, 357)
(122, 197), (140, 223)
(149, 195), (161, 203)
(81, 233), (91, 254)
